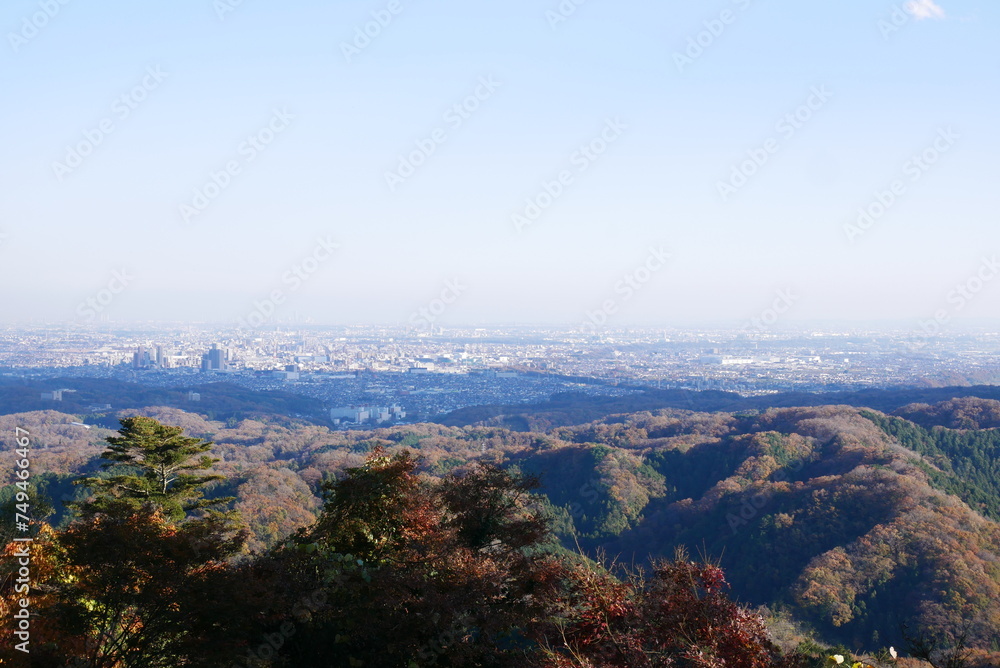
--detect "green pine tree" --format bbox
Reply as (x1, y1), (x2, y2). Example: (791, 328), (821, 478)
(75, 416), (231, 520)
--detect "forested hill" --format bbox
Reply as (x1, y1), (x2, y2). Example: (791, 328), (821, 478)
(9, 375), (1000, 432)
(436, 384), (1000, 430)
(0, 376), (327, 421)
(5, 396), (1000, 663)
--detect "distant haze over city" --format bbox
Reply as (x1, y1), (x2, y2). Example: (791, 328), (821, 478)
(1, 1), (997, 326)
(5, 3), (1000, 664)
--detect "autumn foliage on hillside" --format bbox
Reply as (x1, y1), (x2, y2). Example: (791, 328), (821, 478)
(536, 554), (797, 667)
(3, 399), (1000, 665)
(0, 418), (806, 667)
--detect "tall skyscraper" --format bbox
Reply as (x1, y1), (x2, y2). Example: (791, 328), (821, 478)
(155, 345), (172, 368)
(201, 344), (228, 372)
(132, 346), (153, 370)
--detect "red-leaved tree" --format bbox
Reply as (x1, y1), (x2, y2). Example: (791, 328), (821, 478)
(536, 551), (803, 668)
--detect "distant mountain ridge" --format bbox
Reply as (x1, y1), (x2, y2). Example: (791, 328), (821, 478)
(6, 383), (1000, 660)
(435, 384), (1000, 429)
(537, 404), (1000, 653)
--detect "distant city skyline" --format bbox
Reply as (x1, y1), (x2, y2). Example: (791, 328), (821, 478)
(10, 321), (1000, 401)
(1, 0), (997, 326)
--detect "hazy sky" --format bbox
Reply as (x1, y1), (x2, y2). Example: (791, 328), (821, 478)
(1, 0), (997, 328)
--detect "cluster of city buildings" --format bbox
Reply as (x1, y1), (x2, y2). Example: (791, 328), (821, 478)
(6, 324), (1000, 424)
(330, 404), (406, 425)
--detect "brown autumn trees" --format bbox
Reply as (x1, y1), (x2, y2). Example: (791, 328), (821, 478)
(0, 417), (250, 667)
(0, 411), (889, 665)
(245, 447), (810, 667)
(264, 448), (563, 666)
(535, 554), (799, 668)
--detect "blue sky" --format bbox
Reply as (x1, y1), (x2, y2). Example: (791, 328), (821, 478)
(1, 0), (997, 328)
